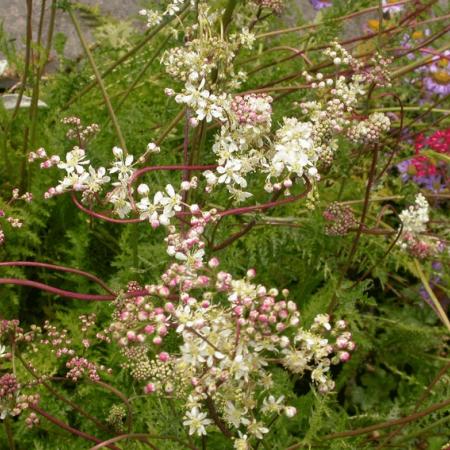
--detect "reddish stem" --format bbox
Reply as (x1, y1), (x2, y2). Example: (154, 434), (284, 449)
(30, 405), (120, 450)
(0, 278), (152, 301)
(0, 261), (115, 295)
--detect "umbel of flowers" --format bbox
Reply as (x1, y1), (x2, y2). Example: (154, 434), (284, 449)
(35, 24), (392, 221)
(397, 194), (445, 259)
(102, 210), (355, 447)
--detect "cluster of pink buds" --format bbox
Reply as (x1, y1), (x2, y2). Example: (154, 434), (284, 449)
(62, 116), (100, 146)
(0, 188), (32, 244)
(66, 356), (106, 382)
(109, 287), (172, 350)
(0, 319), (24, 343)
(330, 319), (356, 362)
(231, 94), (273, 126)
(323, 202), (358, 236)
(7, 216), (23, 228)
(27, 147), (47, 162)
(0, 373), (19, 399)
(40, 320), (75, 358)
(0, 373), (40, 419)
(29, 148), (60, 169)
(25, 412), (40, 428)
(400, 232), (445, 259)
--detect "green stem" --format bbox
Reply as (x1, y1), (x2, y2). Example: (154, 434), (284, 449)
(68, 7), (128, 153)
(394, 415), (450, 445)
(4, 417), (16, 450)
(369, 107), (450, 114)
(63, 2), (190, 110)
(17, 355), (112, 433)
(221, 0), (238, 33)
(413, 259), (450, 332)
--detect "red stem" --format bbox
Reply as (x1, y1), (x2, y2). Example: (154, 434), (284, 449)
(0, 278), (152, 301)
(0, 261), (115, 295)
(30, 405), (120, 450)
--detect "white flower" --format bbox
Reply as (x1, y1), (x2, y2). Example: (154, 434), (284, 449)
(261, 395), (285, 415)
(382, 0), (404, 14)
(175, 248), (205, 267)
(399, 194), (429, 234)
(217, 160), (247, 187)
(247, 420), (269, 439)
(84, 166), (110, 193)
(0, 60), (8, 77)
(203, 170), (218, 186)
(224, 402), (249, 428)
(159, 184), (182, 217)
(234, 432), (250, 450)
(183, 407), (212, 436)
(239, 28), (256, 49)
(112, 146), (123, 158)
(285, 406), (297, 418)
(57, 147), (89, 174)
(137, 183), (150, 196)
(109, 154), (134, 181)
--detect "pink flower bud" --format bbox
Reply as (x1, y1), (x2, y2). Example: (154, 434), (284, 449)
(339, 351), (351, 362)
(158, 352), (170, 362)
(159, 286), (170, 297)
(285, 406), (297, 418)
(144, 383), (156, 394)
(126, 331), (136, 341)
(165, 302), (175, 313)
(153, 336), (162, 345)
(144, 325), (155, 334)
(208, 257), (220, 268)
(138, 311), (148, 321)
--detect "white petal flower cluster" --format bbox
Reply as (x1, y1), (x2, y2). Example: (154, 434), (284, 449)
(399, 193), (429, 235)
(397, 194), (445, 259)
(38, 136), (189, 225)
(106, 210), (355, 445)
(139, 0), (191, 28)
(175, 79), (230, 123)
(136, 184), (183, 227)
(44, 147), (111, 200)
(271, 118), (320, 179)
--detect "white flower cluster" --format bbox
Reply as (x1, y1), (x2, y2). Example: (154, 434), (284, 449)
(139, 0), (191, 28)
(399, 193), (430, 236)
(174, 78), (230, 123)
(36, 141), (175, 221)
(397, 194), (445, 259)
(136, 182), (190, 228)
(347, 112), (391, 144)
(106, 211), (355, 447)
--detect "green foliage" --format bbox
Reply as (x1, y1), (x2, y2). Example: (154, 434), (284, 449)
(0, 0), (449, 449)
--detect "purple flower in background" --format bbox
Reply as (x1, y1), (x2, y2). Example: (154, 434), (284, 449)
(309, 0), (332, 10)
(419, 262), (449, 315)
(422, 50), (450, 97)
(382, 0), (405, 14)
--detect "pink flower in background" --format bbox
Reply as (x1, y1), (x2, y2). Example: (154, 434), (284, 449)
(396, 129), (450, 191)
